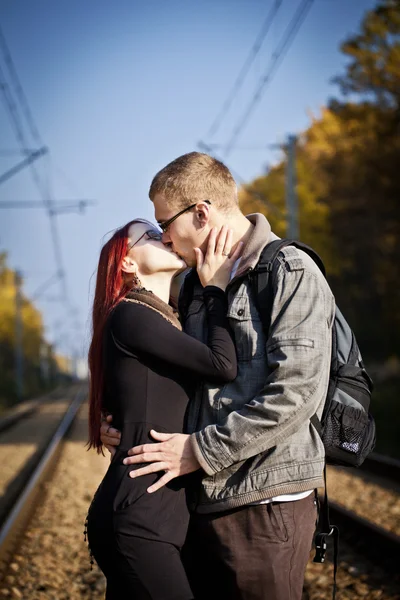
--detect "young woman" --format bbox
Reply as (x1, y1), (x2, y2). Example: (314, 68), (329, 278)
(86, 219), (241, 600)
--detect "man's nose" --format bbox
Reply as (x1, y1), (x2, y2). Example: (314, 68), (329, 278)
(162, 231), (171, 244)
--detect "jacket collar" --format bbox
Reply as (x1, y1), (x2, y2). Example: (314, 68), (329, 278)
(235, 213), (276, 278)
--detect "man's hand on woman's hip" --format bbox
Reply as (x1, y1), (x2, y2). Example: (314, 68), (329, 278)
(123, 431), (201, 493)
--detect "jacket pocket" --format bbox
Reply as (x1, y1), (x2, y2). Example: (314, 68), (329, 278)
(267, 337), (314, 353)
(227, 296), (266, 361)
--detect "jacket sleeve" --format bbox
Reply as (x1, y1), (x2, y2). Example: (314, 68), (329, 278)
(191, 262), (334, 476)
(110, 286), (237, 383)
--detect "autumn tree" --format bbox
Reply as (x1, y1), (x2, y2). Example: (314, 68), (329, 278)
(0, 252), (60, 407)
(332, 0), (400, 111)
(239, 0), (400, 360)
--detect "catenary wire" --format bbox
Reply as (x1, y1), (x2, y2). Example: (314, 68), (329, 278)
(224, 0), (315, 156)
(206, 0), (283, 139)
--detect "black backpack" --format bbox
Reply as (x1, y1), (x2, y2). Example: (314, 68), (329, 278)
(250, 239), (376, 469)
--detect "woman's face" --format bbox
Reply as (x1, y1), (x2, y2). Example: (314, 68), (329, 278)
(123, 222), (186, 278)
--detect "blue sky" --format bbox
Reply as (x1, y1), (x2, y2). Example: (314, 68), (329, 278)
(0, 0), (376, 362)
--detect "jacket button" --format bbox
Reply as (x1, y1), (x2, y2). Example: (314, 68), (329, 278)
(237, 309), (245, 316)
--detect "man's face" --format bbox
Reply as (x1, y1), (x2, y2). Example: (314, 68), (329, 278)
(153, 193), (209, 267)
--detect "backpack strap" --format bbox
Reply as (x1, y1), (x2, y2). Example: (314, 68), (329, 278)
(249, 239), (293, 337)
(250, 238), (327, 337)
(314, 467), (339, 600)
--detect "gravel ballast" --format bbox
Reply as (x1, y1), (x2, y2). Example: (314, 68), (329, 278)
(1, 403), (399, 599)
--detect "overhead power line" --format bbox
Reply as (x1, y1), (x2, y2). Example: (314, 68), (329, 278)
(206, 0), (283, 140)
(0, 25), (93, 316)
(0, 59), (69, 300)
(224, 0), (314, 156)
(0, 27), (44, 148)
(0, 147), (48, 185)
(0, 148), (39, 156)
(0, 199), (96, 213)
(31, 272), (64, 302)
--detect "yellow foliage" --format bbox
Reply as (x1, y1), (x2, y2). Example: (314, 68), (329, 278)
(54, 353), (71, 375)
(0, 253), (44, 363)
(238, 108), (340, 276)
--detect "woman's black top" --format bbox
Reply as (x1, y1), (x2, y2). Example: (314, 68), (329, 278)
(89, 285), (237, 548)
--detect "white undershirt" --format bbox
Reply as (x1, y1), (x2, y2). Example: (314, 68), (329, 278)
(230, 258), (242, 281)
(229, 258), (313, 505)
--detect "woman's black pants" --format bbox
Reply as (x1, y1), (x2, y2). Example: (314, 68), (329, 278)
(87, 517), (193, 600)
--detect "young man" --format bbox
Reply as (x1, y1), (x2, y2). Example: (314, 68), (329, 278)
(101, 152), (335, 600)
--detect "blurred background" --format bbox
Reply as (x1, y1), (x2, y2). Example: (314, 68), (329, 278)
(0, 1), (399, 598)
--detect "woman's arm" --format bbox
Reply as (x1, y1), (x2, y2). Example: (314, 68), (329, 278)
(110, 286), (237, 383)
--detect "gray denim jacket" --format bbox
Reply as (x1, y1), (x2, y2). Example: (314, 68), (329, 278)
(184, 214), (335, 514)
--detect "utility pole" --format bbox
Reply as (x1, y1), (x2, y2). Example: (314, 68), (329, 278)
(285, 134), (299, 239)
(14, 270), (24, 401)
(40, 341), (50, 386)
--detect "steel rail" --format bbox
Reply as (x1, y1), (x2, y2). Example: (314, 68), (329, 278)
(361, 452), (400, 483)
(326, 500), (400, 574)
(0, 386), (86, 573)
(0, 386), (64, 435)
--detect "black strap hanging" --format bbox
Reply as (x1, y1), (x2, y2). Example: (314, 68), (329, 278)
(313, 467), (339, 600)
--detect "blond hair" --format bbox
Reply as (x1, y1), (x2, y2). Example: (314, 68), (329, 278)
(149, 152), (239, 213)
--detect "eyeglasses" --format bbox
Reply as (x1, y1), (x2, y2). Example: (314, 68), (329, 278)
(158, 200), (211, 233)
(128, 229), (163, 250)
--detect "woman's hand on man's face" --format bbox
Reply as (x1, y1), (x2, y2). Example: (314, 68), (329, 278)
(194, 225), (243, 291)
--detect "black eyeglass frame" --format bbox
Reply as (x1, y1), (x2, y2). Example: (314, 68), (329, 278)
(128, 229), (163, 251)
(158, 200), (211, 233)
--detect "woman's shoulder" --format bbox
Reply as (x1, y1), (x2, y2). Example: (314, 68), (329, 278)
(110, 298), (149, 321)
(107, 300), (153, 345)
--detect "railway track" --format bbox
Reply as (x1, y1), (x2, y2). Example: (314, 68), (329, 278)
(0, 386), (64, 435)
(0, 409), (398, 598)
(362, 452), (400, 483)
(327, 500), (400, 573)
(319, 454), (400, 586)
(0, 385), (87, 575)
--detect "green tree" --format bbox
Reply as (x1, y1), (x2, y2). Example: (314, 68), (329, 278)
(333, 0), (400, 111)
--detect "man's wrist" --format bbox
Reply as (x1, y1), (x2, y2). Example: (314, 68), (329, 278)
(189, 432), (216, 476)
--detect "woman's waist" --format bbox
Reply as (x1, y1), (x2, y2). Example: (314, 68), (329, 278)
(115, 420), (186, 449)
(108, 447), (190, 494)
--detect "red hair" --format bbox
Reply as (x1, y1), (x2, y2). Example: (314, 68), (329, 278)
(88, 219), (148, 452)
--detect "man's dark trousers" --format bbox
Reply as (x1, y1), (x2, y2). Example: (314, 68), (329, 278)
(182, 492), (318, 600)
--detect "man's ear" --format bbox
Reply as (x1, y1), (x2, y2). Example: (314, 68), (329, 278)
(195, 201), (212, 226)
(121, 255), (138, 274)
